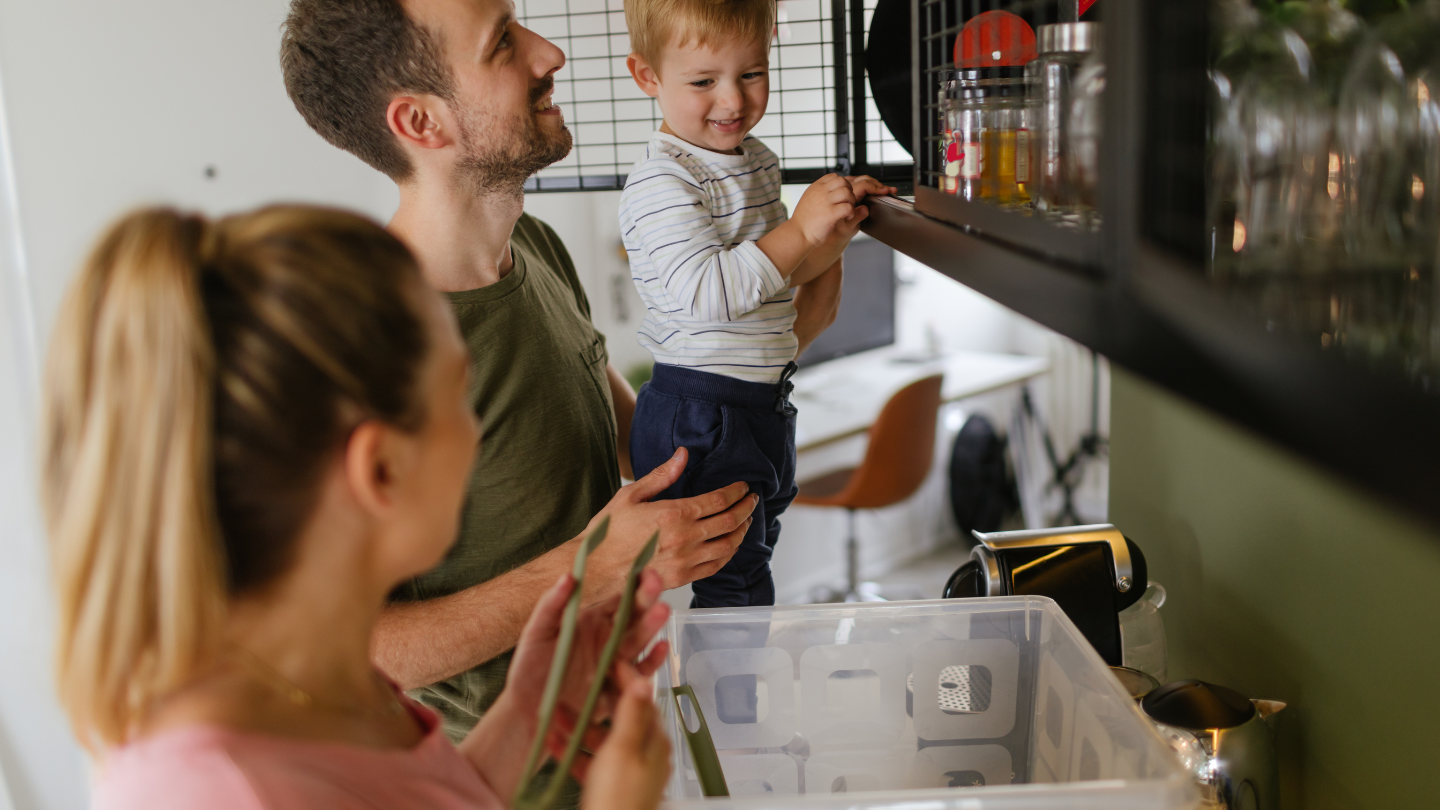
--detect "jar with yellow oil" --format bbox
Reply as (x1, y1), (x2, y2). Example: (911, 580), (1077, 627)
(943, 68), (1031, 208)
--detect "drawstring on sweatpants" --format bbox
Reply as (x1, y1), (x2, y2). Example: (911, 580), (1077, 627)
(774, 361), (799, 415)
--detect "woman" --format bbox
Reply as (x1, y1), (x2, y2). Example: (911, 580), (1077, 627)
(42, 205), (673, 809)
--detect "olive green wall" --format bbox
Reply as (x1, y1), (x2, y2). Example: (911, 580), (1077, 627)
(1109, 369), (1440, 810)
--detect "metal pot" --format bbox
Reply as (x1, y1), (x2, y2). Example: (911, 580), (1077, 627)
(1141, 680), (1286, 810)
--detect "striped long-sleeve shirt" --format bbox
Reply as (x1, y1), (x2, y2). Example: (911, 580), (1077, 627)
(619, 131), (797, 383)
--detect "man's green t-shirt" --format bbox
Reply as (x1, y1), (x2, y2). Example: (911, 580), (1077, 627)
(392, 213), (622, 742)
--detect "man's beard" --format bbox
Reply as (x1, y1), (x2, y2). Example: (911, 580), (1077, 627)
(452, 79), (572, 198)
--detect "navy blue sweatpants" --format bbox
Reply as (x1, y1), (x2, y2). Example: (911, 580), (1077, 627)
(629, 362), (799, 608)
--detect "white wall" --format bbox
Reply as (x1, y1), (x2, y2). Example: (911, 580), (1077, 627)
(0, 58), (70, 810)
(0, 2), (401, 807)
(0, 1), (399, 338)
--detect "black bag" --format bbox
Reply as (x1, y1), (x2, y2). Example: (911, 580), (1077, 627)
(948, 415), (1017, 539)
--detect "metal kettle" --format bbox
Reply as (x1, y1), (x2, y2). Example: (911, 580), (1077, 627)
(1141, 680), (1286, 810)
(942, 523), (1149, 666)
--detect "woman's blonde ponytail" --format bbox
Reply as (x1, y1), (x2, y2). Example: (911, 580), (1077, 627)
(43, 210), (227, 750)
(43, 204), (429, 751)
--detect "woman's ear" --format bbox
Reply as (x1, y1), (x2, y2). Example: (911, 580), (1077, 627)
(627, 53), (661, 98)
(343, 420), (399, 517)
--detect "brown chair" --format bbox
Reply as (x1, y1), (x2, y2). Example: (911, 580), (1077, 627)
(796, 374), (944, 602)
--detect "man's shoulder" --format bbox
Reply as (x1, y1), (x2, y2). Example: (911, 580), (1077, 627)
(513, 212), (578, 277)
(509, 211), (591, 318)
(512, 212), (562, 256)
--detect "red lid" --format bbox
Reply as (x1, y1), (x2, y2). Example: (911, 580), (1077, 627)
(955, 10), (1037, 68)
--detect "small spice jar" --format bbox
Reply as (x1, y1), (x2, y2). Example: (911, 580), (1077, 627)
(938, 71), (964, 194)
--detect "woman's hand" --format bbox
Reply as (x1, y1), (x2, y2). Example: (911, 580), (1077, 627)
(461, 569), (670, 798)
(578, 679), (672, 810)
(507, 568), (671, 727)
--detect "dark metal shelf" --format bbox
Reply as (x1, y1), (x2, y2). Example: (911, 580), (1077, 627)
(914, 186), (1103, 272)
(863, 195), (1440, 528)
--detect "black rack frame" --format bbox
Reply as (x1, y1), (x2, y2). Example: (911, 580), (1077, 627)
(830, 0), (916, 186)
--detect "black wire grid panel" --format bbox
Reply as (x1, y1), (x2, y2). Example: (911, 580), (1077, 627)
(518, 0), (911, 191)
(918, 0), (1083, 190)
(849, 0), (914, 184)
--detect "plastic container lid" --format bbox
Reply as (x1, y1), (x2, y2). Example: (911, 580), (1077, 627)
(956, 10), (1037, 68)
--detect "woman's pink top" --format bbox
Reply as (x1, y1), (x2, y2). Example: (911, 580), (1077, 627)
(94, 698), (504, 810)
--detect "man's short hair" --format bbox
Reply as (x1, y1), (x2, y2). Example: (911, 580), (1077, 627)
(281, 0), (454, 180)
(624, 0), (775, 69)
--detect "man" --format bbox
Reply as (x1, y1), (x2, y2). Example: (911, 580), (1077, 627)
(280, 0), (839, 759)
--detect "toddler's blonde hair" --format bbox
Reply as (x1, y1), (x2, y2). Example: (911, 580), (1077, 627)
(626, 0), (775, 68)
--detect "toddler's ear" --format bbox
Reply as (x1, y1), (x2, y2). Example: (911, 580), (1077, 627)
(627, 53), (661, 98)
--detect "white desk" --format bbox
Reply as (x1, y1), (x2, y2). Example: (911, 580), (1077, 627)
(791, 347), (1049, 451)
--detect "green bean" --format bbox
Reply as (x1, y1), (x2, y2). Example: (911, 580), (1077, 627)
(527, 531), (662, 810)
(513, 517), (609, 804)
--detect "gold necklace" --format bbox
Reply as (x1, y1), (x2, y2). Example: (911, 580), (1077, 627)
(232, 646), (405, 720)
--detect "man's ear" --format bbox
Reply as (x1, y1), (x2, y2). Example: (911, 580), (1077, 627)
(386, 95), (455, 151)
(627, 53), (661, 99)
(343, 420), (398, 518)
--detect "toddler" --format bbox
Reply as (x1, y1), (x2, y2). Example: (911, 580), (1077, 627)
(620, 0), (893, 609)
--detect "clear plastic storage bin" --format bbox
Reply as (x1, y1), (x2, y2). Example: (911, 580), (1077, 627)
(657, 597), (1196, 810)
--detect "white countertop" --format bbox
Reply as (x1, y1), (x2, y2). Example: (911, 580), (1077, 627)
(791, 347), (1049, 450)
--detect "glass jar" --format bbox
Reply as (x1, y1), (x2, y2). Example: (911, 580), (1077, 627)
(943, 67), (1030, 206)
(1025, 22), (1101, 220)
(1338, 0), (1440, 276)
(1066, 51), (1105, 230)
(938, 72), (963, 194)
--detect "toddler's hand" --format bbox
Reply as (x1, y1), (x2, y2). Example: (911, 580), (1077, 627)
(792, 174), (858, 246)
(821, 177), (896, 244)
(846, 175), (897, 202)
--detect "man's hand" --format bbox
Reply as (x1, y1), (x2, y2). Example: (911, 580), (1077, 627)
(584, 447), (757, 595)
(372, 449), (753, 692)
